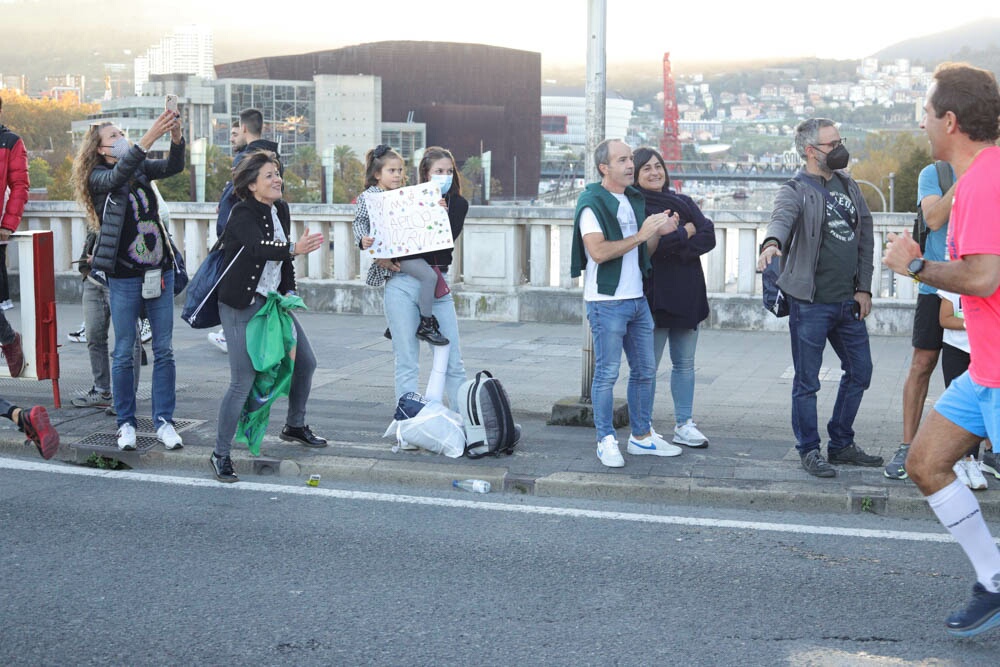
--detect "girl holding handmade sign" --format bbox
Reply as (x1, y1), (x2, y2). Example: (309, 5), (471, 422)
(355, 145), (449, 346)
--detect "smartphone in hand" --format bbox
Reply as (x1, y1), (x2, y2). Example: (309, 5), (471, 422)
(165, 94), (179, 116)
(851, 300), (862, 320)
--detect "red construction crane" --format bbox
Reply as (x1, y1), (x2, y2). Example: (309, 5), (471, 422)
(660, 52), (681, 166)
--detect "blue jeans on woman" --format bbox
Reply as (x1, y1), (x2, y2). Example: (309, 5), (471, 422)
(383, 272), (466, 408)
(586, 297), (656, 442)
(652, 326), (699, 425)
(788, 297), (872, 455)
(107, 271), (176, 428)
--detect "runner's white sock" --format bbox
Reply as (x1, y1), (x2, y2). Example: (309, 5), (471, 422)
(928, 478), (1000, 592)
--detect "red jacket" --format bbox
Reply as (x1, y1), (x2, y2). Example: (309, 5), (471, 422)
(0, 125), (30, 232)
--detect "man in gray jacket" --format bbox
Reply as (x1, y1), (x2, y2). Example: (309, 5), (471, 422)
(756, 118), (883, 477)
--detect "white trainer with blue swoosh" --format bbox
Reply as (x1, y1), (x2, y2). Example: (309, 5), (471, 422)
(627, 431), (682, 457)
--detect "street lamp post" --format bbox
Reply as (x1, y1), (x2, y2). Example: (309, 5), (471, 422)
(190, 137), (207, 203)
(321, 146), (335, 204)
(550, 0), (612, 427)
(854, 179), (887, 212)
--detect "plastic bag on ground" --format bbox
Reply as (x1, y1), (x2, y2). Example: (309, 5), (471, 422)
(383, 401), (466, 458)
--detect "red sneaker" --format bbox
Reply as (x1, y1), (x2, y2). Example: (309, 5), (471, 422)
(21, 406), (59, 460)
(2, 332), (25, 378)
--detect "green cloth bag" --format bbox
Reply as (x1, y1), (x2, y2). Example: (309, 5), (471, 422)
(235, 292), (306, 455)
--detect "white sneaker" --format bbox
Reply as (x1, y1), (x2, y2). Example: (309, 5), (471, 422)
(67, 322), (86, 343)
(673, 419), (709, 447)
(627, 431), (683, 457)
(596, 435), (625, 467)
(156, 418), (183, 450)
(139, 318), (152, 343)
(117, 423), (137, 451)
(208, 329), (228, 354)
(963, 456), (988, 491)
(953, 458), (972, 488)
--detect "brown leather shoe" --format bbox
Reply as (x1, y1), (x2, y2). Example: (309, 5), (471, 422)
(2, 332), (25, 378)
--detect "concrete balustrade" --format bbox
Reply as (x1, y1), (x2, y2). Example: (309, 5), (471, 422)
(19, 200), (919, 332)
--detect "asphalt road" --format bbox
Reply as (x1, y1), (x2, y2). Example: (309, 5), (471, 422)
(1, 460), (998, 666)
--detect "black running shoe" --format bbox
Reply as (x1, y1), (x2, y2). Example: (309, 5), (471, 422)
(946, 582), (1000, 637)
(801, 449), (836, 478)
(828, 444), (883, 467)
(209, 452), (238, 483)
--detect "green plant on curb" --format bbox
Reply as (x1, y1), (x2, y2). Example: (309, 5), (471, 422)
(861, 496), (874, 513)
(84, 453), (123, 470)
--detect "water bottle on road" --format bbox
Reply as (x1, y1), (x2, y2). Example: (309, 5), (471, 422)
(453, 479), (490, 494)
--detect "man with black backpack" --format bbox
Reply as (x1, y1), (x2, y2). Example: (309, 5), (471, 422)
(884, 161), (955, 481)
(756, 118), (882, 478)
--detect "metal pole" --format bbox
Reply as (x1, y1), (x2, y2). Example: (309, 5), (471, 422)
(580, 0), (607, 401)
(888, 171), (895, 212)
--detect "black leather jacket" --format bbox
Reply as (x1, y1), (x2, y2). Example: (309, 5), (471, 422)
(88, 139), (185, 275)
(217, 197), (297, 310)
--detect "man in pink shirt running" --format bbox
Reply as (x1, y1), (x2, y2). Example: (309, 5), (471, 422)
(884, 62), (1000, 638)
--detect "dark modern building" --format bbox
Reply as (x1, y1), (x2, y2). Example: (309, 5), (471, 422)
(216, 41), (541, 201)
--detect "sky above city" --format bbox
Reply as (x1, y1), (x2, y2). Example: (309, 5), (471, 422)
(127, 0), (1000, 64)
(8, 0), (1000, 67)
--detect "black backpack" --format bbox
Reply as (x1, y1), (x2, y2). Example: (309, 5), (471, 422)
(458, 370), (519, 458)
(912, 161), (954, 252)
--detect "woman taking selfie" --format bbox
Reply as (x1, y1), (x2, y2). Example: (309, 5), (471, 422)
(72, 109), (185, 452)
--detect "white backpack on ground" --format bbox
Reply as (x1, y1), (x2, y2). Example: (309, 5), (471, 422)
(458, 370), (520, 459)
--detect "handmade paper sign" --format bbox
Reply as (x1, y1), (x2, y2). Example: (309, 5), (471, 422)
(365, 183), (454, 259)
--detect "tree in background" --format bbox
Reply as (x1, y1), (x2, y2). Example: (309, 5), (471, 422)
(334, 145), (357, 180)
(291, 146), (320, 190)
(204, 144), (231, 204)
(28, 157), (51, 190)
(281, 169), (320, 203)
(0, 92), (98, 167)
(461, 156), (483, 204)
(46, 156), (74, 200)
(333, 152), (365, 203)
(849, 131), (928, 213)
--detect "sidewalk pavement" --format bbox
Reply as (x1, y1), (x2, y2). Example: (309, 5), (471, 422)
(1, 302), (996, 518)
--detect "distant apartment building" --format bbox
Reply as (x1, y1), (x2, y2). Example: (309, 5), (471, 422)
(134, 25), (214, 95)
(72, 74), (214, 153)
(0, 74), (27, 94)
(541, 90), (634, 153)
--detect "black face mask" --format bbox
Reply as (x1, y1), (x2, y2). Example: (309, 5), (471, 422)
(823, 144), (850, 170)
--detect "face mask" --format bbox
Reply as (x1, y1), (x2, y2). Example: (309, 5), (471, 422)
(108, 137), (130, 161)
(430, 173), (452, 195)
(822, 144), (850, 170)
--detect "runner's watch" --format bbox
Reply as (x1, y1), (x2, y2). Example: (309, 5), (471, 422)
(907, 257), (926, 282)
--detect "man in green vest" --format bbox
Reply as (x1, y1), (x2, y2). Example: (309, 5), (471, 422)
(571, 139), (682, 467)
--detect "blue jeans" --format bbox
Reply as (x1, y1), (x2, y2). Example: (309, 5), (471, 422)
(384, 272), (466, 408)
(652, 326), (699, 424)
(107, 271), (176, 428)
(586, 297), (656, 441)
(788, 298), (872, 455)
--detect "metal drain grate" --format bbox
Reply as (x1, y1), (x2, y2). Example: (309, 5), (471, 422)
(73, 432), (161, 453)
(133, 417), (202, 435)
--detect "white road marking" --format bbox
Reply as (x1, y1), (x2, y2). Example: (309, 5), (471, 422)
(0, 458), (977, 545)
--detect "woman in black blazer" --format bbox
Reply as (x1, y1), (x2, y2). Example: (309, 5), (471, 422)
(211, 150), (325, 483)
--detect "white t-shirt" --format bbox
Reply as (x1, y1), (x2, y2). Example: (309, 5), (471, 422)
(579, 193), (643, 302)
(939, 289), (969, 354)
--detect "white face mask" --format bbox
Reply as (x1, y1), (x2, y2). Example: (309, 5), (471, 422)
(430, 173), (453, 195)
(109, 136), (131, 161)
